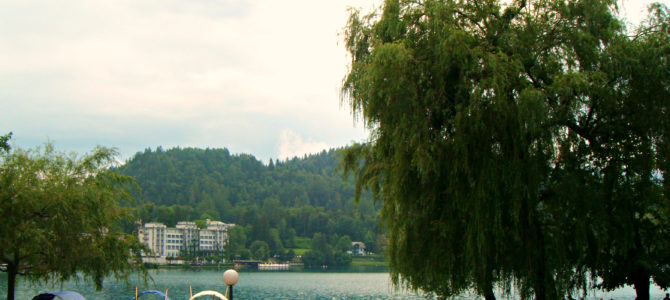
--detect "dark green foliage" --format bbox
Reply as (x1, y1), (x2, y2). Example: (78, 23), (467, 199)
(341, 0), (670, 299)
(225, 226), (247, 261)
(0, 142), (145, 300)
(302, 233), (352, 268)
(0, 132), (11, 154)
(117, 147), (383, 261)
(336, 235), (353, 253)
(579, 5), (670, 297)
(250, 240), (270, 261)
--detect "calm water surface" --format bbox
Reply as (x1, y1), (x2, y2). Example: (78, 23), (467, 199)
(1, 269), (667, 299)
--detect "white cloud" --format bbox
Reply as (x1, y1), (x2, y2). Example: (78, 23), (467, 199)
(1, 0), (659, 162)
(0, 0), (374, 161)
(278, 129), (329, 161)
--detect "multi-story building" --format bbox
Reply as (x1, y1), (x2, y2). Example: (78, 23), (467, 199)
(138, 222), (167, 257)
(138, 219), (234, 259)
(165, 227), (182, 257)
(176, 221), (199, 256)
(199, 220), (228, 253)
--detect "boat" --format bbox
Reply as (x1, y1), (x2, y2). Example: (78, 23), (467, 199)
(32, 291), (86, 300)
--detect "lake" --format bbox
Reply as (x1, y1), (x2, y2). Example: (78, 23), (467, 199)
(1, 269), (667, 299)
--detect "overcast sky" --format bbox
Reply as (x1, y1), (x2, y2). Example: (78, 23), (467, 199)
(1, 0), (666, 163)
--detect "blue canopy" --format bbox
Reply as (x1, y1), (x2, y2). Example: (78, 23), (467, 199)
(32, 291), (86, 300)
(134, 290), (171, 300)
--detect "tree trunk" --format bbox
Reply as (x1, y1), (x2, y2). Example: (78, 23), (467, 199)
(633, 273), (650, 300)
(6, 262), (18, 300)
(534, 269), (546, 300)
(532, 215), (556, 300)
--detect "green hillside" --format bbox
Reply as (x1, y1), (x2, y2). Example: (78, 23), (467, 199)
(117, 147), (382, 262)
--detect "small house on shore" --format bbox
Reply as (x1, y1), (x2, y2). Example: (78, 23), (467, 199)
(352, 242), (366, 256)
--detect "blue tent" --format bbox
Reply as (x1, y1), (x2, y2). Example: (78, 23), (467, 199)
(32, 291), (86, 300)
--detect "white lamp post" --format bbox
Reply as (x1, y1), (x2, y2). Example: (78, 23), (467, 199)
(223, 269), (239, 300)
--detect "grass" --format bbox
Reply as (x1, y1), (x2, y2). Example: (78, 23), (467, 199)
(293, 237), (311, 249)
(351, 257), (388, 267)
(292, 248), (310, 255)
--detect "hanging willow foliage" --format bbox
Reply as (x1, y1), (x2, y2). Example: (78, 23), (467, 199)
(341, 0), (670, 299)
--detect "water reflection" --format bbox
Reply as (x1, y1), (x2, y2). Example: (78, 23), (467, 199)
(0, 269), (666, 299)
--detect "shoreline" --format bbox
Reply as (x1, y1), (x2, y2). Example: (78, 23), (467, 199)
(144, 263), (390, 273)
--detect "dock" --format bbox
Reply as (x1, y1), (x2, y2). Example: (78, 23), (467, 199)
(258, 263), (290, 271)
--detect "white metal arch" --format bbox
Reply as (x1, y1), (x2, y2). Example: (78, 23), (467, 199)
(189, 290), (229, 300)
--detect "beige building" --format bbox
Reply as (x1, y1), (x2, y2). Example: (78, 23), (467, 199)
(199, 220), (229, 253)
(139, 222), (167, 257)
(138, 220), (234, 259)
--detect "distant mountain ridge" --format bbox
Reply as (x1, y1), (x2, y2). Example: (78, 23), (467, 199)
(116, 146), (381, 254)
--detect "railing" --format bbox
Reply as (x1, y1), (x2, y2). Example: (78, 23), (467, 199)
(189, 269), (239, 300)
(189, 290), (228, 300)
(36, 270), (239, 300)
(133, 287), (170, 300)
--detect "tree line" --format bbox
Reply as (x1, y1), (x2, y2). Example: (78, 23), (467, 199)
(116, 146), (383, 264)
(0, 136), (377, 300)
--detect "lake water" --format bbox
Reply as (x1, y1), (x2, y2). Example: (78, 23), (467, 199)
(1, 269), (667, 299)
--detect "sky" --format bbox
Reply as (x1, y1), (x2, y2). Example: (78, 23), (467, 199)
(1, 0), (667, 163)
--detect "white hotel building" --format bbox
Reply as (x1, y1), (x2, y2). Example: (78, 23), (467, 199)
(138, 220), (234, 259)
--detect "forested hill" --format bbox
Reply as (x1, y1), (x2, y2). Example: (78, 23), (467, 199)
(117, 147), (382, 254)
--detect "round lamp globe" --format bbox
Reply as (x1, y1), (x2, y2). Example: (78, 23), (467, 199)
(223, 269), (239, 286)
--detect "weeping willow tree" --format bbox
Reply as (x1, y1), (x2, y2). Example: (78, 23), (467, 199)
(341, 0), (670, 299)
